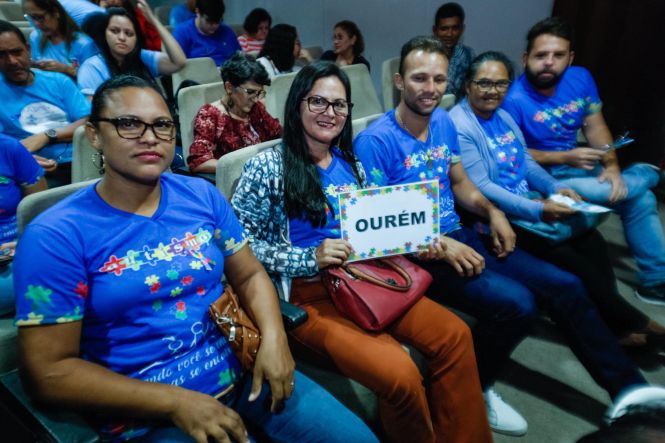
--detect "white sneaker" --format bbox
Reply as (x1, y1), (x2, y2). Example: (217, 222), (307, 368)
(605, 385), (665, 423)
(484, 388), (528, 436)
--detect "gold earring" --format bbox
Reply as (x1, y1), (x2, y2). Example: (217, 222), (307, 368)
(92, 152), (105, 175)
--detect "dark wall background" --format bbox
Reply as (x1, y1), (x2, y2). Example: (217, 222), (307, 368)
(553, 0), (665, 167)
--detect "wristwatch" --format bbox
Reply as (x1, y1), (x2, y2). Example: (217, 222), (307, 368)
(45, 128), (58, 144)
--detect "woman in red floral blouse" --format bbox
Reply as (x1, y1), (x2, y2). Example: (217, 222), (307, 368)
(188, 53), (282, 173)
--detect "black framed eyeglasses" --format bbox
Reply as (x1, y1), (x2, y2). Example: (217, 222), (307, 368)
(94, 117), (176, 141)
(24, 13), (48, 23)
(303, 96), (353, 116)
(470, 79), (511, 93)
(235, 86), (267, 100)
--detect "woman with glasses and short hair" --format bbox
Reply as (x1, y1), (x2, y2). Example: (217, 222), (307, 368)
(13, 74), (378, 443)
(22, 0), (97, 78)
(188, 52), (281, 174)
(231, 61), (491, 443)
(449, 51), (665, 348)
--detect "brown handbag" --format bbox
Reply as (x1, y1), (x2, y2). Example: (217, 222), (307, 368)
(208, 285), (261, 371)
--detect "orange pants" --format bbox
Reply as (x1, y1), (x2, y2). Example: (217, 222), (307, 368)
(290, 281), (492, 443)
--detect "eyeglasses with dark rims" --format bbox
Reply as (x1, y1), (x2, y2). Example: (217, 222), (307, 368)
(302, 96), (353, 116)
(93, 117), (176, 141)
(470, 79), (511, 93)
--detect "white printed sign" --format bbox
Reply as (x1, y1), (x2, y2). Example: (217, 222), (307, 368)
(339, 180), (439, 262)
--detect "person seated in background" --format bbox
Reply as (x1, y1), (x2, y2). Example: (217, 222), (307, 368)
(231, 60), (492, 443)
(320, 20), (370, 71)
(97, 0), (162, 51)
(0, 20), (90, 186)
(502, 17), (665, 305)
(57, 0), (105, 29)
(257, 24), (310, 79)
(77, 2), (185, 98)
(169, 0), (195, 28)
(237, 7), (271, 56)
(13, 74), (378, 443)
(172, 0), (240, 67)
(354, 35), (658, 437)
(23, 0), (97, 79)
(449, 50), (665, 349)
(432, 2), (474, 99)
(0, 133), (46, 317)
(188, 53), (280, 174)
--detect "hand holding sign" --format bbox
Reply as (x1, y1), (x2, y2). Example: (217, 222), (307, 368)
(316, 239), (353, 269)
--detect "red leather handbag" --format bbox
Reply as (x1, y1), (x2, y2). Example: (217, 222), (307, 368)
(322, 255), (433, 331)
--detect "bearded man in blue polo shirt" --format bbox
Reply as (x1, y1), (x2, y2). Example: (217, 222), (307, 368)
(503, 17), (665, 305)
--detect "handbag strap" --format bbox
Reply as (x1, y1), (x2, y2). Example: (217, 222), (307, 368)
(343, 258), (412, 292)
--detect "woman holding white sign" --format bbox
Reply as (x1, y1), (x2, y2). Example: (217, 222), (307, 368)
(449, 51), (665, 348)
(232, 61), (492, 443)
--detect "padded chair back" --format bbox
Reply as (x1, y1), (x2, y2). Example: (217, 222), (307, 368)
(0, 3), (23, 20)
(264, 71), (297, 124)
(171, 57), (219, 94)
(19, 26), (32, 42)
(6, 181), (101, 442)
(439, 93), (456, 111)
(17, 180), (98, 235)
(177, 81), (226, 165)
(381, 56), (400, 111)
(352, 113), (383, 138)
(215, 138), (282, 199)
(71, 126), (104, 183)
(154, 5), (171, 25)
(341, 64), (383, 119)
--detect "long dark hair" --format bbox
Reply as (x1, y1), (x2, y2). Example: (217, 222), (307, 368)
(283, 61), (359, 226)
(92, 7), (153, 82)
(334, 20), (364, 57)
(258, 23), (296, 73)
(24, 0), (79, 53)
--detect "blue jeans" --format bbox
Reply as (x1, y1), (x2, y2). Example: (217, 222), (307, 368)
(136, 370), (378, 442)
(551, 163), (665, 286)
(415, 226), (645, 399)
(0, 262), (13, 316)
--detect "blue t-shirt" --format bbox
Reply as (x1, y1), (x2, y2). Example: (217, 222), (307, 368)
(354, 108), (462, 234)
(477, 112), (530, 195)
(169, 4), (195, 27)
(30, 30), (97, 66)
(77, 51), (161, 97)
(502, 66), (602, 154)
(289, 148), (359, 248)
(173, 19), (241, 66)
(58, 0), (105, 27)
(0, 134), (44, 244)
(0, 70), (90, 162)
(14, 174), (246, 439)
